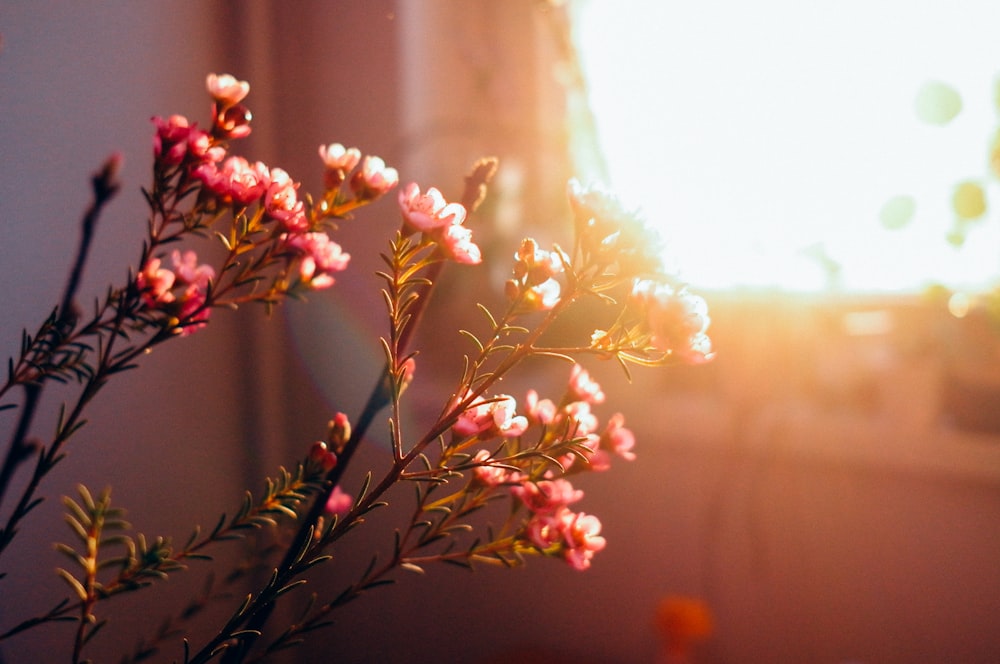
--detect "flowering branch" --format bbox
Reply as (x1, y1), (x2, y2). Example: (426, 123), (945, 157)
(0, 72), (713, 662)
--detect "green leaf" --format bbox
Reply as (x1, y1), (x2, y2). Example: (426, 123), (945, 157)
(56, 568), (88, 601)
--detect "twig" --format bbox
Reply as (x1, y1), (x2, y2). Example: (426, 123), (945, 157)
(215, 158), (498, 664)
(0, 154), (120, 512)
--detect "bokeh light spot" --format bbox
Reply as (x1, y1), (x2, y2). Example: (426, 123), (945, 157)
(914, 80), (963, 126)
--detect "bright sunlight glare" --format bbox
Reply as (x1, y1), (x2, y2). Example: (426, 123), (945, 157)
(572, 0), (1000, 293)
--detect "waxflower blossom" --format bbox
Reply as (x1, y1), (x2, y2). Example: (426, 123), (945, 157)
(514, 238), (563, 286)
(511, 478), (583, 514)
(171, 249), (214, 291)
(318, 143), (362, 190)
(152, 115), (225, 167)
(324, 486), (353, 517)
(137, 257), (176, 307)
(206, 73), (250, 108)
(170, 250), (215, 335)
(568, 364), (605, 404)
(471, 450), (518, 487)
(507, 277), (560, 311)
(630, 278), (713, 363)
(152, 115), (192, 166)
(195, 156), (270, 206)
(561, 400), (599, 437)
(282, 232), (350, 290)
(397, 183), (466, 234)
(524, 389), (557, 425)
(437, 221), (482, 265)
(265, 168), (308, 231)
(567, 178), (664, 275)
(559, 509), (607, 571)
(506, 238), (563, 310)
(349, 155), (399, 201)
(601, 412), (636, 461)
(137, 250), (215, 335)
(398, 182), (481, 264)
(453, 394), (528, 440)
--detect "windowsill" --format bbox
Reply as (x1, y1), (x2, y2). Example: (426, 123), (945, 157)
(637, 290), (1000, 484)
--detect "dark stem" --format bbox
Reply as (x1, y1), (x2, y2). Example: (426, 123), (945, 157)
(0, 156), (120, 512)
(217, 159), (498, 663)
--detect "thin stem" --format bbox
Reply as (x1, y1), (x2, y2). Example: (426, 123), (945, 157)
(0, 157), (119, 513)
(215, 159), (499, 663)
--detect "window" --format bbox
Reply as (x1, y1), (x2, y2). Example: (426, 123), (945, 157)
(571, 1), (1000, 293)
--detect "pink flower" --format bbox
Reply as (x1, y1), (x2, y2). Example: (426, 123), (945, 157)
(397, 182), (481, 264)
(524, 389), (557, 425)
(152, 115), (224, 167)
(568, 364), (605, 404)
(265, 168), (308, 231)
(511, 478), (583, 514)
(137, 257), (176, 307)
(471, 450), (517, 487)
(152, 115), (193, 166)
(576, 433), (611, 472)
(562, 401), (598, 437)
(195, 156), (270, 206)
(397, 182), (466, 234)
(206, 73), (250, 108)
(170, 250), (215, 335)
(282, 232), (350, 289)
(349, 155), (398, 201)
(560, 509), (606, 570)
(437, 222), (482, 265)
(567, 178), (664, 275)
(318, 143), (362, 190)
(453, 394), (528, 440)
(171, 250), (214, 291)
(524, 506), (606, 570)
(525, 511), (565, 550)
(324, 486), (353, 517)
(630, 279), (713, 363)
(514, 238), (563, 285)
(187, 128), (225, 163)
(601, 412), (636, 461)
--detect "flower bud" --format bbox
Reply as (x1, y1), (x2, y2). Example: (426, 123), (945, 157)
(308, 440), (338, 471)
(328, 412), (352, 453)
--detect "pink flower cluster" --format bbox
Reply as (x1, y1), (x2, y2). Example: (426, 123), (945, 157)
(630, 279), (713, 363)
(505, 238), (564, 312)
(149, 74), (411, 295)
(567, 178), (665, 276)
(136, 250), (215, 335)
(206, 73), (252, 139)
(153, 114), (225, 168)
(280, 232), (351, 290)
(524, 504), (606, 571)
(458, 364), (636, 570)
(470, 452), (606, 570)
(398, 183), (481, 264)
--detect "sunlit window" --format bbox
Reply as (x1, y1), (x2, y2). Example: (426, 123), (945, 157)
(570, 1), (1000, 293)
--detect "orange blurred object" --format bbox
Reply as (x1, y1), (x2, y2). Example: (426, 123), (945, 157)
(654, 594), (714, 658)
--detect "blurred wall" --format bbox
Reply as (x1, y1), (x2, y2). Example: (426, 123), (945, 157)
(1, 3), (998, 664)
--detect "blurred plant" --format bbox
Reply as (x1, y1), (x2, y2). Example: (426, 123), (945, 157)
(653, 594), (714, 664)
(0, 73), (712, 662)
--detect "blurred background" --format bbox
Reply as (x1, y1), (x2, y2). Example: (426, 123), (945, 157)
(1, 1), (998, 662)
